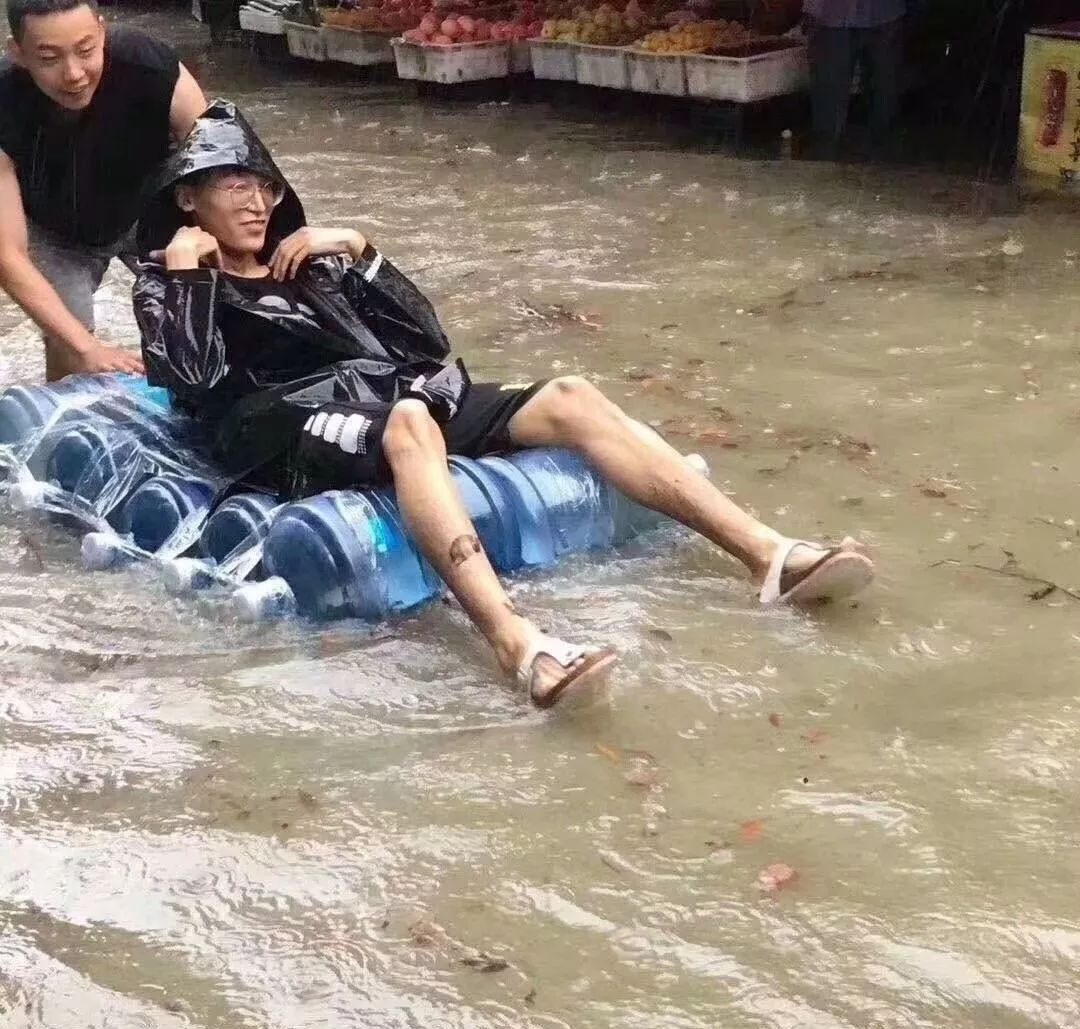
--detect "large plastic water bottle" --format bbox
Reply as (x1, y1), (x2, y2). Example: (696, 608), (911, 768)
(234, 448), (707, 622)
(161, 492), (278, 593)
(6, 381), (180, 510)
(43, 391), (190, 488)
(81, 473), (220, 570)
(200, 492), (278, 561)
(239, 487), (438, 622)
(0, 374), (170, 447)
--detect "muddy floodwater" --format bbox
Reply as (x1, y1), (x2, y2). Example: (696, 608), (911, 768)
(2, 8), (1080, 1028)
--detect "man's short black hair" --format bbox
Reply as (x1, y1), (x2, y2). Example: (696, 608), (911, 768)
(7, 0), (100, 41)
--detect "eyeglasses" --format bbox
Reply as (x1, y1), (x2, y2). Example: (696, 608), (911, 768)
(208, 179), (286, 210)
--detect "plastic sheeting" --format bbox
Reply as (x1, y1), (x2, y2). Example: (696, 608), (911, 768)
(2, 384), (240, 568)
(129, 98), (467, 488)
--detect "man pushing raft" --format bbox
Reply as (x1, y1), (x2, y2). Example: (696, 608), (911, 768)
(0, 0), (205, 379)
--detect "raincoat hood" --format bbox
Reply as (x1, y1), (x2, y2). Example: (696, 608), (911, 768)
(136, 99), (306, 258)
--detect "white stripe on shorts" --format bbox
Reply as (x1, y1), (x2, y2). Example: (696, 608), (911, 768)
(321, 412), (346, 446)
(338, 413), (370, 455)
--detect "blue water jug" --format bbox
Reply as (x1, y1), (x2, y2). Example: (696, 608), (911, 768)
(235, 449), (705, 622)
(81, 473), (219, 569)
(258, 487), (439, 621)
(161, 492), (279, 593)
(121, 474), (218, 552)
(31, 391), (196, 510)
(201, 492), (278, 561)
(0, 374), (170, 447)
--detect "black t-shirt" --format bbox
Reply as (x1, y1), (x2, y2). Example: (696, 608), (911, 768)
(221, 273), (342, 377)
(0, 27), (180, 247)
(204, 273), (351, 409)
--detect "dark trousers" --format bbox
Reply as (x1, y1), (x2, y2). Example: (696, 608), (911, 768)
(808, 18), (903, 147)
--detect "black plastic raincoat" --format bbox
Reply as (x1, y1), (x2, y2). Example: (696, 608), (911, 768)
(128, 100), (470, 485)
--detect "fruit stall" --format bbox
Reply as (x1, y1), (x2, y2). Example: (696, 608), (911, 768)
(233, 0), (807, 103)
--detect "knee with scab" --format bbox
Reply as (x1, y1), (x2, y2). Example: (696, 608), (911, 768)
(547, 376), (619, 432)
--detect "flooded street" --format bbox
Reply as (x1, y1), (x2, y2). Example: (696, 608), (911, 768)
(3, 8), (1080, 1027)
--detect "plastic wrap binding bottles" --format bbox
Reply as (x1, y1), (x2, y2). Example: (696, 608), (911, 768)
(0, 374), (170, 451)
(2, 377), (236, 566)
(81, 473), (220, 570)
(0, 375), (708, 626)
(161, 492), (280, 594)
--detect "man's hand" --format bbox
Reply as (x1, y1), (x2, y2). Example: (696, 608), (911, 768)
(269, 228), (366, 282)
(164, 227), (223, 271)
(64, 341), (145, 376)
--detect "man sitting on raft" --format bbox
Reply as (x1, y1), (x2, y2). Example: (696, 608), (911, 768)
(131, 101), (874, 709)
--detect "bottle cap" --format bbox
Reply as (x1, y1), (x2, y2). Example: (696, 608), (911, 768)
(233, 576), (296, 622)
(81, 531), (122, 570)
(9, 480), (45, 511)
(162, 557), (209, 594)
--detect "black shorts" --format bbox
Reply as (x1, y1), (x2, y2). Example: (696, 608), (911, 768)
(442, 380), (547, 459)
(285, 381), (546, 496)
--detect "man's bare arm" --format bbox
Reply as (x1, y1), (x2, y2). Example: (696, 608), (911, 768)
(0, 153), (143, 375)
(170, 63), (207, 141)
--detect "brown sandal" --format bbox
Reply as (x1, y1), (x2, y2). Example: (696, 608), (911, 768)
(516, 635), (619, 710)
(760, 537), (874, 605)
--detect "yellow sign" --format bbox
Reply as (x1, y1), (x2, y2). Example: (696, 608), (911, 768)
(1019, 27), (1080, 190)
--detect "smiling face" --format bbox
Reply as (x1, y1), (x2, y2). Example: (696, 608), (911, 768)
(9, 4), (106, 111)
(176, 170), (284, 257)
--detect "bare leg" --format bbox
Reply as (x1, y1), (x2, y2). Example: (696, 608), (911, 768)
(384, 400), (601, 700)
(508, 377), (793, 581)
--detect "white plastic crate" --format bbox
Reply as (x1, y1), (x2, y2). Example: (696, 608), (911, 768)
(627, 51), (686, 96)
(392, 39), (511, 83)
(284, 21), (327, 61)
(574, 43), (630, 90)
(323, 25), (395, 66)
(684, 41), (808, 103)
(529, 39), (577, 81)
(239, 7), (285, 34)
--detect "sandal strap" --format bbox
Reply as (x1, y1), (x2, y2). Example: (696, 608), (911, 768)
(516, 634), (587, 691)
(532, 647), (617, 710)
(760, 538), (820, 605)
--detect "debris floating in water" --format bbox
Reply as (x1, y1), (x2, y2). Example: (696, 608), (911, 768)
(758, 862), (798, 893)
(739, 819), (765, 843)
